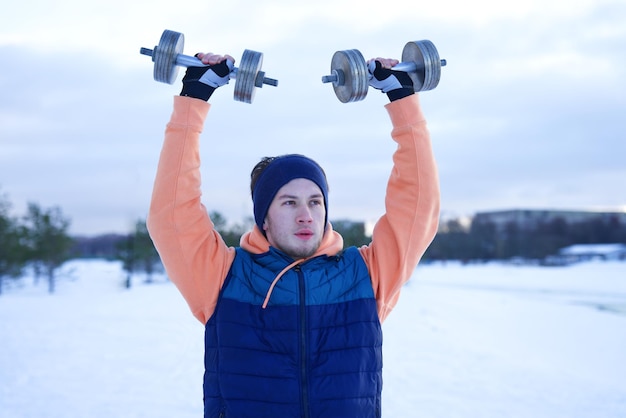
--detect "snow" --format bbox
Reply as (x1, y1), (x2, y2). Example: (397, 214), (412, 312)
(1, 260), (625, 417)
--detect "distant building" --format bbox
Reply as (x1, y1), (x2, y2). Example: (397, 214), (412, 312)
(559, 243), (626, 262)
(472, 208), (626, 232)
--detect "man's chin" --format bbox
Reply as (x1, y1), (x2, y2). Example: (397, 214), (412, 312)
(284, 242), (320, 260)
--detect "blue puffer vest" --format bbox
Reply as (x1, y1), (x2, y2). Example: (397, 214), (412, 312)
(203, 246), (383, 418)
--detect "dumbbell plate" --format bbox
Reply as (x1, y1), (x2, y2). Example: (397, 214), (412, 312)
(154, 30), (185, 85)
(234, 50), (263, 103)
(331, 49), (369, 103)
(402, 40), (441, 92)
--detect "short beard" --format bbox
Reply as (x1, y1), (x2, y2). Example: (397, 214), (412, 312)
(280, 237), (323, 260)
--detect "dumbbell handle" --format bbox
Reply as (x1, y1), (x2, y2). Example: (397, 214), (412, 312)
(322, 58), (447, 84)
(393, 58), (447, 72)
(139, 47), (278, 87)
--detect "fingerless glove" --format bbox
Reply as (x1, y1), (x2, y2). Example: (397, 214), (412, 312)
(180, 59), (234, 101)
(368, 60), (414, 101)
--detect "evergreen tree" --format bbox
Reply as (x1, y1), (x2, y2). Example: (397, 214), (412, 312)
(0, 193), (29, 295)
(23, 203), (73, 293)
(116, 219), (160, 288)
(332, 220), (370, 248)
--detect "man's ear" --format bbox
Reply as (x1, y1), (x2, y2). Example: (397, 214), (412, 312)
(262, 219), (268, 231)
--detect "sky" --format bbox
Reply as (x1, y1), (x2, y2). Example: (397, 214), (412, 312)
(1, 0), (625, 236)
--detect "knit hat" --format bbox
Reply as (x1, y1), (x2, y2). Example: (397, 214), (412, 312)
(252, 154), (329, 233)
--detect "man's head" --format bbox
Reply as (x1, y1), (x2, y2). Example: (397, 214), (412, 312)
(251, 154), (329, 258)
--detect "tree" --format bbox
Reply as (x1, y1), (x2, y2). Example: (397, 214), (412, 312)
(427, 219), (473, 261)
(0, 193), (29, 295)
(133, 220), (160, 284)
(23, 203), (73, 293)
(210, 211), (255, 247)
(468, 219), (497, 260)
(116, 233), (137, 288)
(116, 219), (160, 288)
(332, 220), (369, 248)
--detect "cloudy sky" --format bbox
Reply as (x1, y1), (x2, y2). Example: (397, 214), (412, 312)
(1, 0), (625, 236)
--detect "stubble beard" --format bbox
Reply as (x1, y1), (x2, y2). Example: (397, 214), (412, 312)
(283, 237), (322, 260)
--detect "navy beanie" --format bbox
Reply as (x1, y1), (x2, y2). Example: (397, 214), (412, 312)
(252, 154), (329, 232)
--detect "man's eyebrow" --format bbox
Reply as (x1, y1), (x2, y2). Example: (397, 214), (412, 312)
(276, 193), (323, 200)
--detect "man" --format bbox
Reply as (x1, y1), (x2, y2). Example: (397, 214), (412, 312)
(147, 51), (440, 418)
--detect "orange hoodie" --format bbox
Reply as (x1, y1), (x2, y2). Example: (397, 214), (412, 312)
(147, 94), (439, 325)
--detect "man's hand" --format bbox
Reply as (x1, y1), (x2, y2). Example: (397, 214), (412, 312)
(367, 58), (414, 101)
(180, 53), (236, 101)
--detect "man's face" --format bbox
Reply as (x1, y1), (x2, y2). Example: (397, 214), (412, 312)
(263, 178), (326, 259)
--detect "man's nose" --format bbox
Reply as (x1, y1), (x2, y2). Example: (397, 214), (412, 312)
(297, 206), (313, 223)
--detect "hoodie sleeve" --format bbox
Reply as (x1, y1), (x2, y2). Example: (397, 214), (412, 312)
(147, 95), (235, 324)
(359, 94), (440, 323)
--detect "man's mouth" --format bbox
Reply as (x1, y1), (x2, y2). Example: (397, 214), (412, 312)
(295, 230), (314, 239)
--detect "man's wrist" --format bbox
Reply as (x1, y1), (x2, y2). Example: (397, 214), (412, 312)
(180, 84), (216, 102)
(387, 88), (414, 102)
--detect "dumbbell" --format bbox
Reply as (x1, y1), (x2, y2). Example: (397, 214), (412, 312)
(140, 29), (278, 104)
(321, 40), (447, 103)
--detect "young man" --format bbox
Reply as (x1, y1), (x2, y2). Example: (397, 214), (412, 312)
(147, 52), (440, 418)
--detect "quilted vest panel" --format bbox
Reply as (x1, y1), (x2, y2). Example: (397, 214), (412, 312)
(203, 247), (382, 418)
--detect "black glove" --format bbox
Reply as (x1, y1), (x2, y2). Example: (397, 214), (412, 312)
(180, 58), (234, 101)
(368, 60), (414, 101)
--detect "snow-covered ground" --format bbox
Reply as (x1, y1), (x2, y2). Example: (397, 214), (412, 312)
(1, 259), (625, 417)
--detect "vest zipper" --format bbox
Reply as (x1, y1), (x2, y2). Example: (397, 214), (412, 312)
(296, 265), (310, 418)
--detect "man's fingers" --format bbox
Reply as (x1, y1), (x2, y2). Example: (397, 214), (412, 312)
(195, 53), (236, 66)
(368, 57), (400, 69)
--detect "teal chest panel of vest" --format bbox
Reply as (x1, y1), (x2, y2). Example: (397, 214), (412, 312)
(222, 246), (375, 306)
